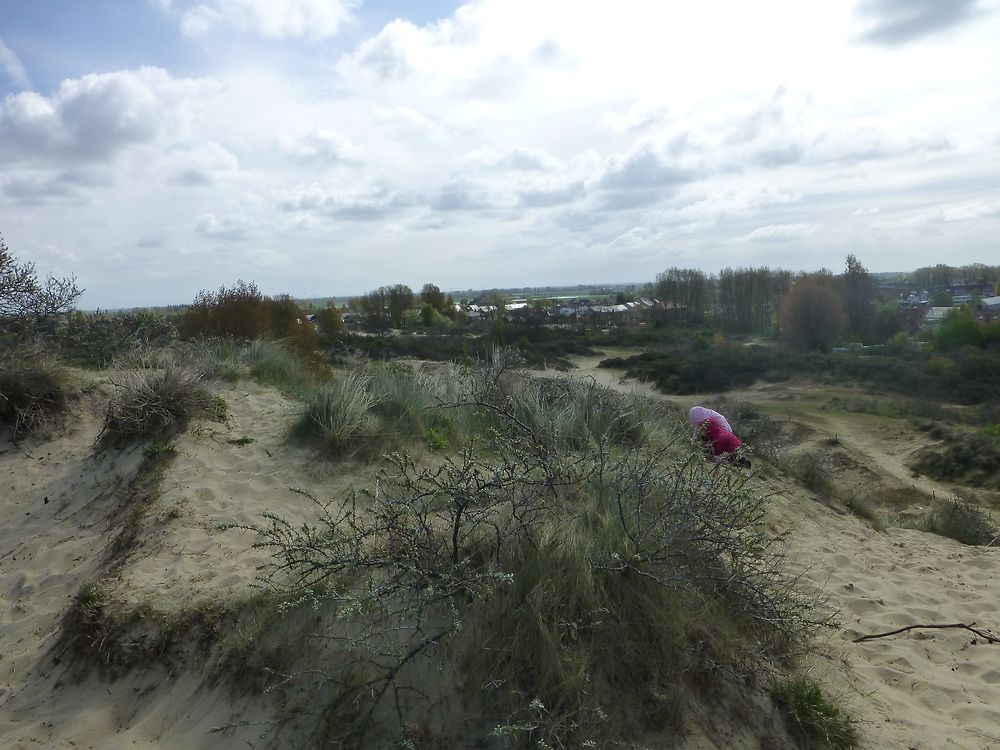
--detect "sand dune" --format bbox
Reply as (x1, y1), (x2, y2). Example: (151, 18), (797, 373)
(1, 365), (999, 748)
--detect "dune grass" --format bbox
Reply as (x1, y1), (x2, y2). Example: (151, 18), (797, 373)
(100, 346), (217, 444)
(773, 678), (858, 749)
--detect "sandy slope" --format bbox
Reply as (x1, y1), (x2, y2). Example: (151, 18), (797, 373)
(573, 358), (1000, 750)
(1, 362), (999, 749)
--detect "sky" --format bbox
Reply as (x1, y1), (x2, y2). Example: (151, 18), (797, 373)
(1, 0), (999, 309)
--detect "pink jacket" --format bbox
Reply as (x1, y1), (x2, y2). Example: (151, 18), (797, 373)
(699, 417), (742, 457)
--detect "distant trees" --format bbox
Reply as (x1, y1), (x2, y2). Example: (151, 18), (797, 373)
(1, 235), (82, 325)
(180, 280), (271, 340)
(840, 254), (874, 339)
(652, 268), (711, 326)
(934, 307), (984, 351)
(420, 283), (446, 313)
(353, 284), (415, 329)
(715, 267), (790, 333)
(313, 303), (346, 337)
(912, 263), (1000, 291)
(930, 291), (952, 307)
(178, 280), (320, 354)
(778, 272), (847, 350)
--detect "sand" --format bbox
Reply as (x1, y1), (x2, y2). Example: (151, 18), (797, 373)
(1, 363), (999, 748)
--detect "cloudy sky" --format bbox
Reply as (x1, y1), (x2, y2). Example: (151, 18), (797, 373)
(2, 0), (999, 308)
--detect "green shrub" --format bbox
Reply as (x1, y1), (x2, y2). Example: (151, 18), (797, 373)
(0, 347), (76, 439)
(240, 361), (816, 747)
(910, 428), (1000, 489)
(773, 679), (857, 749)
(56, 310), (177, 367)
(100, 347), (214, 443)
(197, 338), (323, 395)
(918, 499), (998, 546)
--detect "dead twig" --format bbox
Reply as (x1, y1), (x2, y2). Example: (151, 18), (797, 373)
(852, 622), (1000, 644)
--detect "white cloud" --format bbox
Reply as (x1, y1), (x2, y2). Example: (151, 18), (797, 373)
(277, 182), (415, 220)
(177, 0), (355, 39)
(195, 212), (256, 240)
(941, 200), (1000, 222)
(279, 129), (361, 165)
(735, 223), (816, 243)
(165, 142), (239, 185)
(0, 37), (30, 90)
(0, 67), (219, 163)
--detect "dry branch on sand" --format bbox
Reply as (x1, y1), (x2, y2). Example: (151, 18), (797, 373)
(853, 622), (1000, 644)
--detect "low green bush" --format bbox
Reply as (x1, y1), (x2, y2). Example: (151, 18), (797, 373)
(196, 338), (325, 395)
(56, 310), (177, 367)
(237, 359), (818, 747)
(917, 499), (998, 546)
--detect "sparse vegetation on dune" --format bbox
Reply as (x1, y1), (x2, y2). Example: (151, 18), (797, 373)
(773, 678), (858, 750)
(600, 342), (1000, 406)
(231, 351), (828, 747)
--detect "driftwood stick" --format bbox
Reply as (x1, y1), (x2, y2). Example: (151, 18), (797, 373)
(853, 623), (1000, 644)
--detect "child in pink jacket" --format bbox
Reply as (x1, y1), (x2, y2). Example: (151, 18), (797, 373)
(688, 406), (750, 466)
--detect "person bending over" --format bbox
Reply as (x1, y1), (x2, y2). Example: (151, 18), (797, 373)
(688, 406), (751, 468)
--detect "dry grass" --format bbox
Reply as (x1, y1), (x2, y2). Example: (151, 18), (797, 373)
(100, 346), (215, 444)
(0, 345), (76, 439)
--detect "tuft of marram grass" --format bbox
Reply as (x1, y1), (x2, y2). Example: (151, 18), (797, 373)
(295, 370), (380, 450)
(100, 346), (214, 443)
(773, 678), (858, 750)
(0, 346), (76, 439)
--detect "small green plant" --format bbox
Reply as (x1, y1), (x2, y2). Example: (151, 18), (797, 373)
(77, 581), (110, 611)
(773, 678), (858, 749)
(142, 441), (175, 460)
(208, 394), (229, 421)
(424, 425), (448, 450)
(227, 436), (255, 446)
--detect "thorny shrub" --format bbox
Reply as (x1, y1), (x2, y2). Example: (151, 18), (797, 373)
(232, 350), (818, 748)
